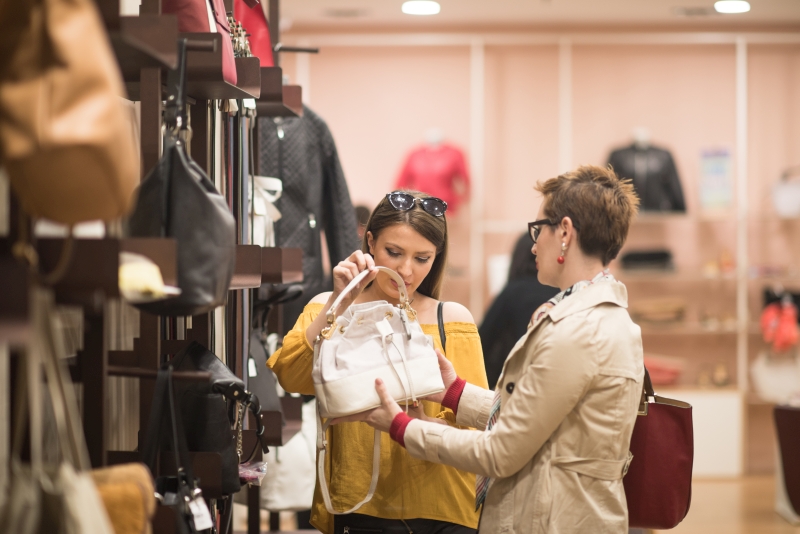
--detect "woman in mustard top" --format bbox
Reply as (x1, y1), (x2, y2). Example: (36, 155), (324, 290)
(267, 191), (488, 534)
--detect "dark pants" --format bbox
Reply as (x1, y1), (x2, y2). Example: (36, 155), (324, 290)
(333, 513), (477, 534)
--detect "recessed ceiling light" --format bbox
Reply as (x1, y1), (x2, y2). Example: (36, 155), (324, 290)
(402, 1), (441, 16)
(714, 1), (751, 14)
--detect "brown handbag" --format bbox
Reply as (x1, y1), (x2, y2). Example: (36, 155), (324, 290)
(0, 0), (138, 224)
(624, 368), (693, 529)
(90, 463), (157, 534)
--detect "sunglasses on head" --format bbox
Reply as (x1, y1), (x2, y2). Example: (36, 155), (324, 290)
(386, 192), (448, 217)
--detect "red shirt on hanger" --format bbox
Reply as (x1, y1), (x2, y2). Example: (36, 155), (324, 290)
(394, 143), (470, 214)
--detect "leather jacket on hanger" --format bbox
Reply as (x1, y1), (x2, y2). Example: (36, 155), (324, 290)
(257, 105), (359, 331)
(607, 144), (686, 212)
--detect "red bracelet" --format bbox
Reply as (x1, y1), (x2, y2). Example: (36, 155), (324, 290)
(389, 412), (414, 447)
(441, 377), (467, 415)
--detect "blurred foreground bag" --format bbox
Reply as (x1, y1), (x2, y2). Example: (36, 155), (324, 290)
(0, 289), (114, 534)
(624, 367), (693, 530)
(91, 463), (156, 534)
(0, 0), (138, 224)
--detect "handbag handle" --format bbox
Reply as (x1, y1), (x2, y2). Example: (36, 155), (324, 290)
(637, 366), (691, 415)
(323, 266), (415, 338)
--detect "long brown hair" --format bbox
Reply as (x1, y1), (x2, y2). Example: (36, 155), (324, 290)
(361, 191), (449, 299)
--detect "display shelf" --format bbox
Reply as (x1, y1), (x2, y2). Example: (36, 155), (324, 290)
(111, 15), (178, 85)
(637, 322), (761, 336)
(261, 246), (303, 284)
(235, 57), (262, 99)
(124, 34), (262, 101)
(121, 237), (178, 286)
(618, 270), (737, 283)
(630, 211), (735, 223)
(230, 244), (263, 289)
(182, 33), (261, 100)
(0, 259), (30, 345)
(257, 396), (303, 446)
(255, 67), (303, 118)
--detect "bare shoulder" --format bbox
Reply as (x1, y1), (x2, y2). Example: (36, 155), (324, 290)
(309, 292), (333, 305)
(441, 301), (476, 324)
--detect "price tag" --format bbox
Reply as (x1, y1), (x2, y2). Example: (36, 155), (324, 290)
(188, 496), (214, 531)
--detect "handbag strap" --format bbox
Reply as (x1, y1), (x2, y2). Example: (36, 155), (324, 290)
(437, 301), (446, 352)
(325, 266), (413, 327)
(142, 365), (196, 486)
(315, 404), (381, 515)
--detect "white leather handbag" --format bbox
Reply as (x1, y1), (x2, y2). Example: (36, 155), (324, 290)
(313, 266), (444, 514)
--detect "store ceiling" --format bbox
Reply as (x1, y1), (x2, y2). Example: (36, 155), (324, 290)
(283, 0), (800, 28)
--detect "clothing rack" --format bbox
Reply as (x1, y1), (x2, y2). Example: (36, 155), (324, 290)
(0, 0), (307, 532)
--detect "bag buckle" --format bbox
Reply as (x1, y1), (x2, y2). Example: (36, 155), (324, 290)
(320, 316), (337, 340)
(637, 391), (649, 416)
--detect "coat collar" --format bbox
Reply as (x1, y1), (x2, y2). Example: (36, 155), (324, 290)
(546, 280), (628, 322)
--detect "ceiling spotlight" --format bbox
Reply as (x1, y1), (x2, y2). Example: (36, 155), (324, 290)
(714, 1), (751, 14)
(402, 1), (441, 16)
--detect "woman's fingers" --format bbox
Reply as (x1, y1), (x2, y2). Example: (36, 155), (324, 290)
(375, 378), (394, 406)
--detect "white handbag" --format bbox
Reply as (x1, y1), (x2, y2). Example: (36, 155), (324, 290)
(313, 266), (444, 514)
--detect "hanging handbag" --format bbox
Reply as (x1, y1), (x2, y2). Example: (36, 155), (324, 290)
(141, 365), (213, 534)
(127, 39), (236, 317)
(0, 289), (114, 534)
(91, 463), (157, 534)
(171, 341), (266, 495)
(0, 0), (138, 224)
(624, 367), (694, 530)
(233, 0), (274, 67)
(162, 0), (237, 85)
(313, 266), (444, 514)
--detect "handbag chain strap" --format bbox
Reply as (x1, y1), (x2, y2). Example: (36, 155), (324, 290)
(235, 400), (246, 461)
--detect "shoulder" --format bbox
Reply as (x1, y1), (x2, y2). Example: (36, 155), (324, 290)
(441, 301), (475, 324)
(308, 291), (333, 305)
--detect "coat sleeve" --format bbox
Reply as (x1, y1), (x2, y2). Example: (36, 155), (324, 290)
(432, 322), (489, 427)
(403, 322), (598, 479)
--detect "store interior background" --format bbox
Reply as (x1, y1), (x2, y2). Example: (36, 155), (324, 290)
(266, 1), (800, 531)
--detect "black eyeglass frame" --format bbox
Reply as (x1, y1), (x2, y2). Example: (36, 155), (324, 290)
(528, 218), (556, 245)
(386, 192), (448, 217)
(528, 216), (581, 245)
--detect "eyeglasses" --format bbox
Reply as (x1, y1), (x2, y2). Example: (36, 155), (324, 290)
(386, 192), (448, 217)
(528, 219), (556, 245)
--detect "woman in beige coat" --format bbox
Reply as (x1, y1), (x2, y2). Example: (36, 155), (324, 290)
(335, 165), (645, 533)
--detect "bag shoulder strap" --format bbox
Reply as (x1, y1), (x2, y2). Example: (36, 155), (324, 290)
(438, 301), (446, 352)
(316, 400), (380, 515)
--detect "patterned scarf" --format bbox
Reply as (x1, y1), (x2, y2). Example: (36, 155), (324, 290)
(475, 270), (616, 510)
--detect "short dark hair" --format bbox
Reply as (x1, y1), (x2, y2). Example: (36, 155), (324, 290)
(535, 165), (640, 265)
(362, 191), (448, 299)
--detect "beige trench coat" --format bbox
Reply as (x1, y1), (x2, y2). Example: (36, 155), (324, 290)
(404, 281), (644, 533)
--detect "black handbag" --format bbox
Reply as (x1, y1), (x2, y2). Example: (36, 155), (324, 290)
(142, 365), (206, 534)
(127, 38), (235, 316)
(171, 341), (265, 495)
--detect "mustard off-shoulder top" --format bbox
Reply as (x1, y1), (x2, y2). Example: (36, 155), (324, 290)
(267, 302), (488, 534)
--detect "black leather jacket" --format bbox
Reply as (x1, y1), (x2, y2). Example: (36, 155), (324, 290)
(257, 105), (359, 330)
(607, 144), (686, 212)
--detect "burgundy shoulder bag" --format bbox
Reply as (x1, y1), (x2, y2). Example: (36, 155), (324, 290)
(624, 367), (694, 530)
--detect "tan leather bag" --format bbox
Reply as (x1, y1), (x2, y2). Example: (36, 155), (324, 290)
(91, 463), (156, 534)
(0, 0), (138, 224)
